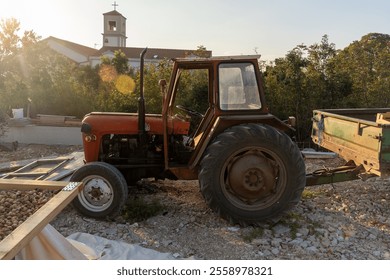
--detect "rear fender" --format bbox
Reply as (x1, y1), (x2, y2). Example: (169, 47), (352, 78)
(189, 114), (295, 169)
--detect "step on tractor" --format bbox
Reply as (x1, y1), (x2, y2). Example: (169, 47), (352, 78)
(70, 48), (306, 226)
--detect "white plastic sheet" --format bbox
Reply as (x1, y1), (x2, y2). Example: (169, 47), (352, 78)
(15, 224), (97, 260)
(67, 232), (178, 260)
(15, 224), (179, 260)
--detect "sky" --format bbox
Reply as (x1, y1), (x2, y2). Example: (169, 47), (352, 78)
(1, 0), (389, 61)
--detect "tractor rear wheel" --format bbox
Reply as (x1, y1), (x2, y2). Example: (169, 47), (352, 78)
(199, 123), (306, 226)
(70, 162), (128, 219)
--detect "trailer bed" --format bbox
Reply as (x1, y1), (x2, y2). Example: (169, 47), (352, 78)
(311, 108), (390, 177)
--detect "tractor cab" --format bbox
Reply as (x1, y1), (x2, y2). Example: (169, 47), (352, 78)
(161, 55), (292, 177)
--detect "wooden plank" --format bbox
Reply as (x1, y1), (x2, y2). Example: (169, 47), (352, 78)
(0, 179), (69, 191)
(0, 181), (83, 260)
(376, 112), (390, 124)
(3, 172), (49, 177)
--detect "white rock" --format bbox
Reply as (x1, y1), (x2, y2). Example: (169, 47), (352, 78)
(271, 248), (280, 255)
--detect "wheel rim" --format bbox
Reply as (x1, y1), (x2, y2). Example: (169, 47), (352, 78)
(78, 175), (114, 212)
(221, 147), (287, 211)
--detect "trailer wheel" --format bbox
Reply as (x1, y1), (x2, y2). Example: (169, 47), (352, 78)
(70, 162), (128, 219)
(199, 124), (306, 226)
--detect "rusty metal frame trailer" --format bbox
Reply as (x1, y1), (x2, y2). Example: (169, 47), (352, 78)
(0, 179), (83, 260)
(1, 157), (72, 180)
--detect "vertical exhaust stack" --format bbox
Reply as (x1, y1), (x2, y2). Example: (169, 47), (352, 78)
(138, 47), (148, 145)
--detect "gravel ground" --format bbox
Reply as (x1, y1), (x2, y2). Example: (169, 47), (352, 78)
(2, 145), (390, 259)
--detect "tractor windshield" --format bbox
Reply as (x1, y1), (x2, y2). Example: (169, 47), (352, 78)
(218, 62), (262, 110)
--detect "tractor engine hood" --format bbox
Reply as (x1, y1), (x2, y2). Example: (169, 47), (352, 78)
(81, 112), (190, 136)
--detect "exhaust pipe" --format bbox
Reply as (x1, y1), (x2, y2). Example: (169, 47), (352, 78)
(138, 47), (148, 143)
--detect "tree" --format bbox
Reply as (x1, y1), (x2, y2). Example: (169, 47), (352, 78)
(24, 44), (98, 117)
(0, 20), (100, 119)
(112, 50), (130, 74)
(264, 35), (365, 144)
(264, 45), (309, 142)
(138, 59), (173, 114)
(0, 18), (20, 58)
(0, 18), (43, 118)
(305, 35), (352, 109)
(189, 45), (210, 58)
(0, 18), (40, 59)
(100, 49), (129, 75)
(333, 33), (390, 107)
(97, 50), (137, 112)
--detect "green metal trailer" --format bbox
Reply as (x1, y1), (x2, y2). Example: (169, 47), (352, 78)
(307, 108), (390, 186)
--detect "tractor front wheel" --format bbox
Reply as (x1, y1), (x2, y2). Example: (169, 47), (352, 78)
(70, 162), (128, 219)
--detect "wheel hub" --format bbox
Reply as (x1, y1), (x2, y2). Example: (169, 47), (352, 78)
(244, 170), (264, 190)
(227, 151), (276, 200)
(84, 178), (112, 206)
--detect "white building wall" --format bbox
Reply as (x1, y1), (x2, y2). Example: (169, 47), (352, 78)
(2, 125), (82, 145)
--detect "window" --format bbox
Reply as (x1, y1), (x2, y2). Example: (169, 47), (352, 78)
(219, 63), (261, 110)
(174, 68), (209, 116)
(109, 21), (117, 31)
(172, 68), (210, 138)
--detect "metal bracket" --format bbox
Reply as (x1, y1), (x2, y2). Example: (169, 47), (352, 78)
(63, 182), (79, 191)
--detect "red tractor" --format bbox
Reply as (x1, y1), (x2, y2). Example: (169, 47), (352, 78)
(70, 49), (306, 226)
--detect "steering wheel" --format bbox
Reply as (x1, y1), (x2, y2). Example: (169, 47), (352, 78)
(176, 105), (204, 118)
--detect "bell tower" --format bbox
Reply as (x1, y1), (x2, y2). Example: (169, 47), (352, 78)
(102, 2), (127, 47)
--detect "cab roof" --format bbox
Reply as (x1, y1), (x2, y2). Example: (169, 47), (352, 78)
(173, 55), (261, 63)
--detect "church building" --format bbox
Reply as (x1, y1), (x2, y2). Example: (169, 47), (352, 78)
(43, 4), (211, 68)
